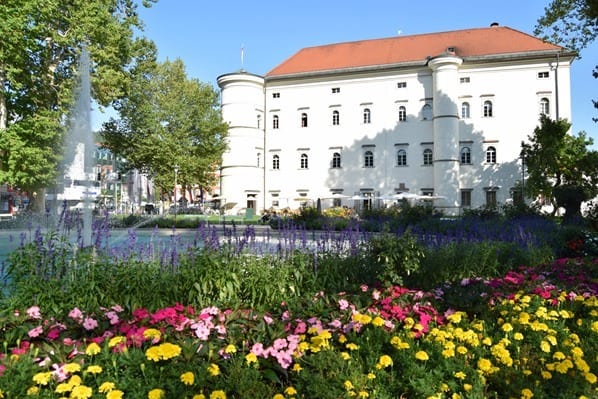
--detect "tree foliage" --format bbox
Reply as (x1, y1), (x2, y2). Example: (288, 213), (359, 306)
(100, 59), (228, 201)
(521, 114), (598, 218)
(0, 0), (157, 210)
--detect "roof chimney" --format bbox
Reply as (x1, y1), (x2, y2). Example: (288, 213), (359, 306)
(490, 22), (499, 27)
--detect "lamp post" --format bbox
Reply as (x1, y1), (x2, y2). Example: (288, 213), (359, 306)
(174, 164), (179, 225)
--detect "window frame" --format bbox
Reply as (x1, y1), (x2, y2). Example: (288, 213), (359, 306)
(332, 110), (340, 126)
(301, 113), (308, 128)
(272, 115), (279, 129)
(423, 148), (433, 165)
(461, 102), (470, 119)
(331, 152), (341, 169)
(364, 150), (374, 168)
(396, 149), (407, 166)
(485, 146), (497, 164)
(483, 100), (493, 118)
(422, 103), (432, 121)
(300, 153), (309, 169)
(461, 190), (472, 207)
(539, 97), (550, 116)
(363, 108), (371, 124)
(460, 146), (471, 164)
(272, 154), (280, 170)
(398, 105), (407, 122)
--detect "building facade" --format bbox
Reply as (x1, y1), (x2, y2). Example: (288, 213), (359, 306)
(217, 25), (575, 216)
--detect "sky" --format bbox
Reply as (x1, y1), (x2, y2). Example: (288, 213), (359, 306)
(95, 0), (597, 146)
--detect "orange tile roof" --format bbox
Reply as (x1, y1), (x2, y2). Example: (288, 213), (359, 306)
(266, 26), (565, 77)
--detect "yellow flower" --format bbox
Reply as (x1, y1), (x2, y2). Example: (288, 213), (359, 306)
(344, 380), (355, 390)
(108, 336), (126, 348)
(193, 395), (206, 399)
(463, 384), (472, 392)
(454, 371), (466, 380)
(292, 363), (302, 372)
(415, 351), (429, 361)
(584, 372), (597, 384)
(501, 323), (513, 332)
(540, 340), (551, 353)
(180, 371), (195, 386)
(456, 346), (468, 355)
(273, 395), (285, 399)
(85, 342), (101, 356)
(546, 335), (557, 346)
(358, 391), (369, 398)
(143, 328), (162, 341)
(376, 354), (393, 368)
(541, 370), (552, 379)
(86, 365), (102, 374)
(148, 388), (165, 399)
(107, 390), (124, 399)
(224, 344), (237, 354)
(552, 352), (566, 360)
(521, 388), (534, 399)
(245, 352), (258, 365)
(341, 352), (351, 360)
(477, 358), (494, 374)
(71, 385), (92, 399)
(55, 383), (72, 394)
(285, 387), (297, 395)
(208, 363), (221, 376)
(33, 371), (53, 385)
(372, 316), (385, 327)
(145, 342), (182, 361)
(99, 382), (116, 393)
(210, 390), (226, 399)
(346, 342), (359, 350)
(26, 386), (40, 395)
(367, 373), (376, 379)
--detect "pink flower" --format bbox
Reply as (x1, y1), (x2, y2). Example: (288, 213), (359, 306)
(281, 311), (290, 321)
(251, 343), (267, 357)
(28, 325), (44, 338)
(27, 306), (42, 319)
(105, 311), (120, 325)
(273, 338), (287, 350)
(83, 317), (98, 331)
(294, 321), (307, 334)
(68, 307), (83, 322)
(338, 299), (349, 310)
(263, 315), (274, 325)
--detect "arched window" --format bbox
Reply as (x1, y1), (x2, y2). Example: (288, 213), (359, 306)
(422, 104), (432, 120)
(460, 147), (471, 164)
(301, 113), (308, 127)
(332, 152), (341, 168)
(540, 98), (550, 115)
(364, 150), (374, 168)
(485, 146), (497, 164)
(332, 110), (340, 125)
(300, 153), (308, 169)
(398, 106), (407, 122)
(397, 149), (407, 166)
(363, 108), (371, 124)
(423, 148), (433, 165)
(273, 115), (279, 129)
(272, 154), (280, 170)
(461, 102), (470, 119)
(483, 100), (493, 117)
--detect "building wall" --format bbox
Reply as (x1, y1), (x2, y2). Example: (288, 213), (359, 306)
(218, 53), (572, 215)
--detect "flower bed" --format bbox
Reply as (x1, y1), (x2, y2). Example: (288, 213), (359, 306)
(1, 258), (596, 398)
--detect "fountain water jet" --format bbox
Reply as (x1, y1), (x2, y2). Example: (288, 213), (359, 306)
(55, 48), (96, 246)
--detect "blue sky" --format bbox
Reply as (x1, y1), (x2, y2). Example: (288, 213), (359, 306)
(95, 0), (597, 145)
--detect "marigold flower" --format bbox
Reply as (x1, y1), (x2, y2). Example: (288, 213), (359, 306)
(540, 340), (551, 353)
(376, 354), (393, 368)
(344, 380), (354, 390)
(108, 336), (126, 348)
(521, 388), (534, 399)
(70, 385), (92, 399)
(358, 390), (369, 398)
(541, 370), (552, 379)
(32, 371), (53, 385)
(148, 388), (165, 399)
(341, 352), (351, 360)
(284, 387), (297, 395)
(180, 371), (195, 386)
(207, 363), (220, 376)
(143, 328), (162, 342)
(273, 395), (285, 399)
(454, 371), (466, 380)
(85, 342), (101, 356)
(209, 390), (226, 399)
(513, 332), (524, 340)
(501, 323), (513, 332)
(245, 352), (258, 365)
(292, 363), (302, 372)
(55, 382), (72, 393)
(463, 384), (472, 392)
(372, 316), (385, 327)
(99, 382), (116, 393)
(224, 344), (237, 354)
(193, 395), (206, 399)
(26, 386), (40, 395)
(86, 365), (102, 374)
(584, 372), (596, 384)
(367, 373), (376, 379)
(107, 390), (124, 399)
(415, 351), (429, 361)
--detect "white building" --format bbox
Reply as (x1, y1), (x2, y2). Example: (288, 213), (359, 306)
(217, 24), (575, 216)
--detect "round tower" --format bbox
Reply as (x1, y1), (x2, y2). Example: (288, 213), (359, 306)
(428, 54), (463, 215)
(216, 72), (265, 215)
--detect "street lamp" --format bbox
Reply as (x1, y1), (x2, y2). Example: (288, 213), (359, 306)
(174, 164), (179, 224)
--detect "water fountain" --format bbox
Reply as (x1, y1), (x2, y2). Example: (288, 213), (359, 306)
(54, 47), (96, 246)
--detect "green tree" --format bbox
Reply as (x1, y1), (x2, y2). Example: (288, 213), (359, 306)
(100, 59), (228, 203)
(534, 0), (598, 121)
(0, 0), (157, 211)
(521, 114), (598, 219)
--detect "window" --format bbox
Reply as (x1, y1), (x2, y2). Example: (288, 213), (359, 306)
(363, 108), (371, 124)
(272, 92), (280, 98)
(460, 77), (470, 83)
(364, 150), (374, 168)
(273, 115), (279, 129)
(257, 152), (261, 167)
(485, 146), (497, 164)
(257, 115), (261, 129)
(397, 149), (407, 166)
(300, 153), (309, 169)
(483, 100), (493, 117)
(397, 82), (407, 88)
(461, 190), (472, 207)
(539, 97), (550, 116)
(332, 87), (340, 93)
(461, 102), (470, 119)
(423, 148), (433, 165)
(537, 71), (549, 79)
(332, 152), (341, 168)
(422, 104), (432, 120)
(272, 154), (280, 170)
(398, 106), (407, 122)
(332, 110), (340, 125)
(486, 190), (497, 208)
(301, 113), (308, 127)
(460, 147), (471, 164)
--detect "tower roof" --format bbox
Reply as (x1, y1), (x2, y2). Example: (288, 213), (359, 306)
(266, 25), (568, 77)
